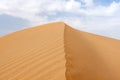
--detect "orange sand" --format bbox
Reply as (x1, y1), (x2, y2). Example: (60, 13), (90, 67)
(0, 22), (120, 80)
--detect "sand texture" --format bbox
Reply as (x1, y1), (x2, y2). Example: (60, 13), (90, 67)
(0, 22), (120, 80)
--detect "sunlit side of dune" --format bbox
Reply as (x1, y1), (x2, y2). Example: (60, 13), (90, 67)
(0, 22), (66, 80)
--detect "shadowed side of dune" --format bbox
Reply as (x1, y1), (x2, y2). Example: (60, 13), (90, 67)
(64, 24), (120, 80)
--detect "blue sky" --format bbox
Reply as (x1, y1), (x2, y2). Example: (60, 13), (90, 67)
(94, 0), (120, 5)
(0, 0), (120, 39)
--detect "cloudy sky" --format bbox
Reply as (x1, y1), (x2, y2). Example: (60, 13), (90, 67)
(0, 0), (120, 39)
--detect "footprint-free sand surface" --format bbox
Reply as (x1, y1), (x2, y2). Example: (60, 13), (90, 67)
(0, 22), (120, 80)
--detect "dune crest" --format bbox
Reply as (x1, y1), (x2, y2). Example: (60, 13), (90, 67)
(0, 22), (120, 80)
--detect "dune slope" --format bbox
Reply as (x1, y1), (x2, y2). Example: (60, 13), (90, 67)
(0, 22), (120, 80)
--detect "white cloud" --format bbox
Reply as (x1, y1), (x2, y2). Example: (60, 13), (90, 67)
(81, 0), (94, 7)
(0, 0), (120, 39)
(0, 0), (81, 24)
(65, 0), (81, 11)
(84, 1), (120, 16)
(0, 0), (119, 21)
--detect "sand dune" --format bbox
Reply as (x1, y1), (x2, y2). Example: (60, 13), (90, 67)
(0, 22), (120, 80)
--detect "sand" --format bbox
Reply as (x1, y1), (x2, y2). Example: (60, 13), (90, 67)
(0, 22), (120, 80)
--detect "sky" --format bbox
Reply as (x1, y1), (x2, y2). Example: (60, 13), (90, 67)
(0, 0), (120, 39)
